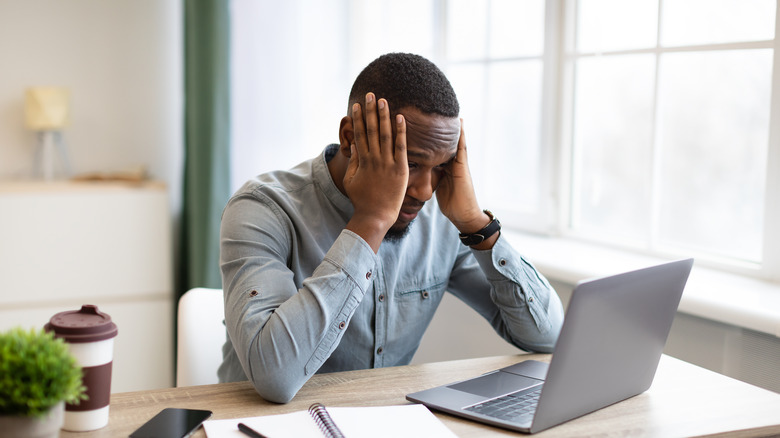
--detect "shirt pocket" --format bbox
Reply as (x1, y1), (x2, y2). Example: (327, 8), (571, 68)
(392, 277), (447, 332)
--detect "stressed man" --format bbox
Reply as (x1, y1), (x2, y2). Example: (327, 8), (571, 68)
(218, 53), (564, 403)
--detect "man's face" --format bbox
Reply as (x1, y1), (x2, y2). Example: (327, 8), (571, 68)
(385, 106), (460, 241)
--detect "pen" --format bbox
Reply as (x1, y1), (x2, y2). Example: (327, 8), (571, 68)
(238, 422), (269, 438)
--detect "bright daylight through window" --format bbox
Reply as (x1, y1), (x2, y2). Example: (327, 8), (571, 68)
(440, 0), (778, 277)
(231, 0), (780, 280)
(568, 0), (775, 270)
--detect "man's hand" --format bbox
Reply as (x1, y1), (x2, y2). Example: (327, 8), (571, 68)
(343, 93), (408, 253)
(436, 120), (497, 249)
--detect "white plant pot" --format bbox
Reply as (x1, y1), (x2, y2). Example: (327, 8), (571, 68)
(0, 401), (64, 438)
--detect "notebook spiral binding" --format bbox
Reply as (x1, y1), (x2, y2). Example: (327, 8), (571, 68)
(309, 403), (346, 438)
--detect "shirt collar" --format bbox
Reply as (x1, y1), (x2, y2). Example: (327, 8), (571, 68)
(314, 144), (354, 215)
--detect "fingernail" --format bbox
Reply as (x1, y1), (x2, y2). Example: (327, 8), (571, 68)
(378, 99), (385, 110)
(396, 114), (404, 124)
(352, 103), (359, 114)
(366, 93), (374, 103)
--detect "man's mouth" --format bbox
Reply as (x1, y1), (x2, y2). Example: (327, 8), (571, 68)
(398, 203), (424, 223)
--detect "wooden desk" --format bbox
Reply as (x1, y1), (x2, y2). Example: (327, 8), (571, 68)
(62, 354), (780, 437)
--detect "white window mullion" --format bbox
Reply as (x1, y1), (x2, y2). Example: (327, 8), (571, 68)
(762, 0), (780, 281)
(540, 0), (564, 234)
(557, 0), (578, 237)
(648, 0), (665, 253)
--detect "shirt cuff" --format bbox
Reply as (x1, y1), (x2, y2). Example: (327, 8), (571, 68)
(323, 229), (380, 293)
(470, 234), (520, 281)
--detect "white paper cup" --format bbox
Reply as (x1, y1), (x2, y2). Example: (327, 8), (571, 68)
(45, 305), (118, 432)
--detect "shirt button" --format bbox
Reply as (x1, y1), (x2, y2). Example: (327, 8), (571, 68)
(378, 294), (385, 302)
(249, 290), (258, 297)
(421, 291), (430, 299)
(366, 270), (372, 280)
(376, 347), (383, 354)
(528, 296), (535, 303)
(499, 259), (507, 266)
(338, 321), (346, 329)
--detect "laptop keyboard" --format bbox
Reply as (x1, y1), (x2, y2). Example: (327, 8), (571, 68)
(465, 387), (542, 424)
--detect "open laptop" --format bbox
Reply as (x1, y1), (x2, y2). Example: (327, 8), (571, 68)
(407, 258), (694, 434)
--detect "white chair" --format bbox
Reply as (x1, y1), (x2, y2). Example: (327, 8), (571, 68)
(176, 287), (225, 387)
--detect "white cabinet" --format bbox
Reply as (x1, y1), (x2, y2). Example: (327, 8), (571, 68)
(0, 181), (174, 392)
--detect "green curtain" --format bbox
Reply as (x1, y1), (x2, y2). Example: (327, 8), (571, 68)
(181, 0), (231, 294)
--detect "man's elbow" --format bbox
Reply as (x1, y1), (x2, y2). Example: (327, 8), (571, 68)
(532, 293), (565, 352)
(249, 375), (300, 404)
(521, 314), (564, 353)
(245, 354), (306, 404)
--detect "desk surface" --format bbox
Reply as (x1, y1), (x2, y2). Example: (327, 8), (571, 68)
(62, 354), (780, 437)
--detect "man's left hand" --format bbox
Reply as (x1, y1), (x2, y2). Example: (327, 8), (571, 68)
(436, 120), (497, 248)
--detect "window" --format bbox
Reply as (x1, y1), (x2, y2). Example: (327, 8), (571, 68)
(442, 0), (553, 232)
(231, 0), (780, 281)
(230, 0), (353, 190)
(565, 0), (778, 277)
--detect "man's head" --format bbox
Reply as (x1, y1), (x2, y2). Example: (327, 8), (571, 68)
(337, 53), (462, 241)
(347, 53), (459, 119)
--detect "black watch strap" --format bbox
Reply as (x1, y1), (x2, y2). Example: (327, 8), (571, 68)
(459, 210), (501, 246)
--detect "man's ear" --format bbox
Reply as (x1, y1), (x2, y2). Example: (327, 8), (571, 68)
(338, 116), (354, 158)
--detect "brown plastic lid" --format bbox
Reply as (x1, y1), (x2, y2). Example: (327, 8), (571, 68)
(44, 304), (118, 343)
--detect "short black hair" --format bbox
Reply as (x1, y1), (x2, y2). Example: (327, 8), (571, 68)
(348, 53), (459, 118)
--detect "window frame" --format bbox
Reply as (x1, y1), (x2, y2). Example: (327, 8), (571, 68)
(433, 0), (563, 235)
(553, 0), (780, 282)
(231, 0), (780, 284)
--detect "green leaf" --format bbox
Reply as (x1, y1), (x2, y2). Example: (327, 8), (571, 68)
(0, 327), (87, 417)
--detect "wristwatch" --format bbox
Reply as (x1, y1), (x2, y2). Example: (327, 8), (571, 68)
(459, 210), (501, 246)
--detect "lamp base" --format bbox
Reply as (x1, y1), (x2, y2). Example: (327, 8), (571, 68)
(34, 131), (71, 181)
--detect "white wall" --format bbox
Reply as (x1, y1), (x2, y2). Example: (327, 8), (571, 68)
(0, 0), (183, 209)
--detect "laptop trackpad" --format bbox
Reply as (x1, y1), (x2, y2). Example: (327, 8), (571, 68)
(448, 371), (543, 398)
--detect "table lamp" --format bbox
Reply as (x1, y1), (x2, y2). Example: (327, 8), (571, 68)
(25, 87), (72, 180)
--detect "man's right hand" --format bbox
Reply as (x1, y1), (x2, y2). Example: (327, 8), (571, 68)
(343, 92), (408, 253)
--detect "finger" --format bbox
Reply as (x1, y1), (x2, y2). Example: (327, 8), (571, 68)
(346, 142), (359, 177)
(377, 98), (393, 159)
(394, 114), (408, 166)
(364, 92), (379, 153)
(456, 118), (468, 163)
(351, 102), (368, 157)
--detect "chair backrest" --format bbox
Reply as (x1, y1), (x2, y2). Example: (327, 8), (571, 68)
(176, 287), (225, 387)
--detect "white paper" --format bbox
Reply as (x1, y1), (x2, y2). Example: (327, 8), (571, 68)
(326, 404), (457, 438)
(202, 404), (457, 438)
(203, 411), (321, 438)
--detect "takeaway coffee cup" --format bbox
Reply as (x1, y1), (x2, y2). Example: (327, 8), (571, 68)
(45, 304), (118, 431)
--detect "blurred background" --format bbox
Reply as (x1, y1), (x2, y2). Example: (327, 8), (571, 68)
(0, 0), (778, 395)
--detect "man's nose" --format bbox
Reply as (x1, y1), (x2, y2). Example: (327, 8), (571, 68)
(406, 171), (435, 202)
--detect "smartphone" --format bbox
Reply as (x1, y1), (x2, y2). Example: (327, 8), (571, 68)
(129, 408), (213, 438)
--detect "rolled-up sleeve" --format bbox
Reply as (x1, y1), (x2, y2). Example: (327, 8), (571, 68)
(220, 195), (377, 403)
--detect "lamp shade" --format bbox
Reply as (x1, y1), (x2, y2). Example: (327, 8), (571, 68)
(25, 87), (70, 130)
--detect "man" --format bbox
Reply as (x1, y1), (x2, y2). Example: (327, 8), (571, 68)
(218, 53), (564, 403)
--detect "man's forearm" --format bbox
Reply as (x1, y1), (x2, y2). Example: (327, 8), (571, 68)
(454, 236), (565, 352)
(224, 230), (377, 403)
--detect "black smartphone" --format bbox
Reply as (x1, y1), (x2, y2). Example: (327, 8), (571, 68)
(129, 408), (213, 438)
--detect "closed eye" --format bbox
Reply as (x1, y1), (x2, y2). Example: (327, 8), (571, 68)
(436, 157), (455, 169)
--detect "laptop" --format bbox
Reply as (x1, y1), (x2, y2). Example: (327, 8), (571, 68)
(407, 258), (694, 434)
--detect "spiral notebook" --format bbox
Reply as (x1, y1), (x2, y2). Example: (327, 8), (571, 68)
(202, 403), (456, 438)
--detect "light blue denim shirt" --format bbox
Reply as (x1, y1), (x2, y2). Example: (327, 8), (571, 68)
(218, 145), (564, 403)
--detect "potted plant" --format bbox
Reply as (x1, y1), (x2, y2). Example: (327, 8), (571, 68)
(0, 327), (87, 438)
